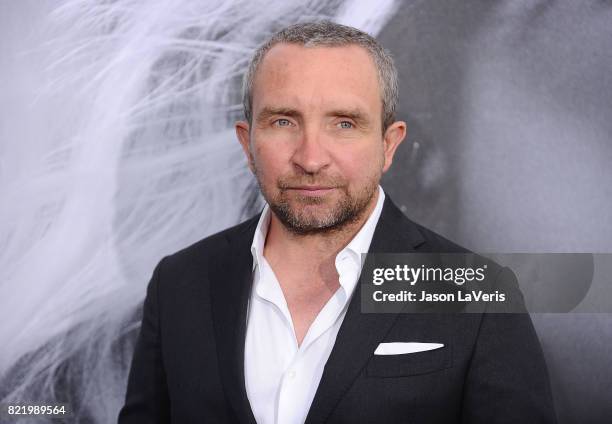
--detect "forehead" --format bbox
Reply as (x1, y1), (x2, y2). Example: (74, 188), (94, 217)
(251, 43), (382, 115)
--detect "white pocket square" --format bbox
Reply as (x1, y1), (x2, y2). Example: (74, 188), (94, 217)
(374, 342), (444, 355)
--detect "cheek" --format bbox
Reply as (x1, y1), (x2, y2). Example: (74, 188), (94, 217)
(337, 144), (384, 177)
(252, 142), (289, 181)
(334, 155), (382, 191)
(367, 143), (386, 173)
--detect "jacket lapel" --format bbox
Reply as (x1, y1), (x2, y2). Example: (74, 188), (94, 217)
(209, 217), (259, 424)
(304, 197), (425, 424)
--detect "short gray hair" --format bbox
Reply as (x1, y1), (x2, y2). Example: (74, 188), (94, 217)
(242, 21), (399, 133)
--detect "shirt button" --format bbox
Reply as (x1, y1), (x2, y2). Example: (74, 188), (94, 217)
(287, 370), (296, 379)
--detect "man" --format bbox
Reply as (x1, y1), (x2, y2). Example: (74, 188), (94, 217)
(118, 21), (556, 423)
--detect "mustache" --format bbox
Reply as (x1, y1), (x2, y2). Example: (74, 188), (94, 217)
(277, 175), (347, 189)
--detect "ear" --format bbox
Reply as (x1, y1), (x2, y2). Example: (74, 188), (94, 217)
(382, 121), (407, 173)
(235, 120), (255, 173)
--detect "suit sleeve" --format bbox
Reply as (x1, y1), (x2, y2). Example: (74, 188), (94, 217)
(460, 267), (557, 423)
(118, 258), (171, 424)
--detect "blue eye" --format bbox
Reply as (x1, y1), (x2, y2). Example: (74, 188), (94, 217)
(338, 121), (353, 129)
(275, 118), (291, 127)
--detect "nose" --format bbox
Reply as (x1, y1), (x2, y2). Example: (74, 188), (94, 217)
(290, 125), (331, 174)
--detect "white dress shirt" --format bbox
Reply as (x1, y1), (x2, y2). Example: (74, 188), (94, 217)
(244, 186), (385, 424)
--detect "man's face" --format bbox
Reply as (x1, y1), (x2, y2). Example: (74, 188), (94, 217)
(236, 43), (405, 234)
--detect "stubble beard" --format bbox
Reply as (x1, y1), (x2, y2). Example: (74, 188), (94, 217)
(254, 167), (380, 236)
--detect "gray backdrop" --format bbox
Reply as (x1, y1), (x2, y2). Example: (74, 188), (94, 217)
(1, 1), (611, 423)
(380, 2), (612, 423)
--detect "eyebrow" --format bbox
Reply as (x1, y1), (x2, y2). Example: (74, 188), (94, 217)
(255, 106), (301, 124)
(326, 108), (370, 126)
(255, 106), (371, 126)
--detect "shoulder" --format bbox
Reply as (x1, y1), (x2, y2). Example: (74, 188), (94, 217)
(380, 195), (469, 254)
(398, 212), (509, 284)
(380, 196), (512, 290)
(155, 213), (260, 280)
(411, 220), (469, 254)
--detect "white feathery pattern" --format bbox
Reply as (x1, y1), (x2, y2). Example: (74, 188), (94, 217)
(0, 0), (398, 421)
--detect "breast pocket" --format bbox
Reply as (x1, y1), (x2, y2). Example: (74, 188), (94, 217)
(365, 343), (452, 378)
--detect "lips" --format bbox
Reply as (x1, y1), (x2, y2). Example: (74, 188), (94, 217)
(290, 186), (334, 191)
(286, 186), (336, 195)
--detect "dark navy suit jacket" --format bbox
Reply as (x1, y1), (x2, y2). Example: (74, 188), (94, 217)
(118, 196), (557, 423)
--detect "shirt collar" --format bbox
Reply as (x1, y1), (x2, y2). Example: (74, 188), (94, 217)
(250, 185), (386, 274)
(341, 185), (385, 258)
